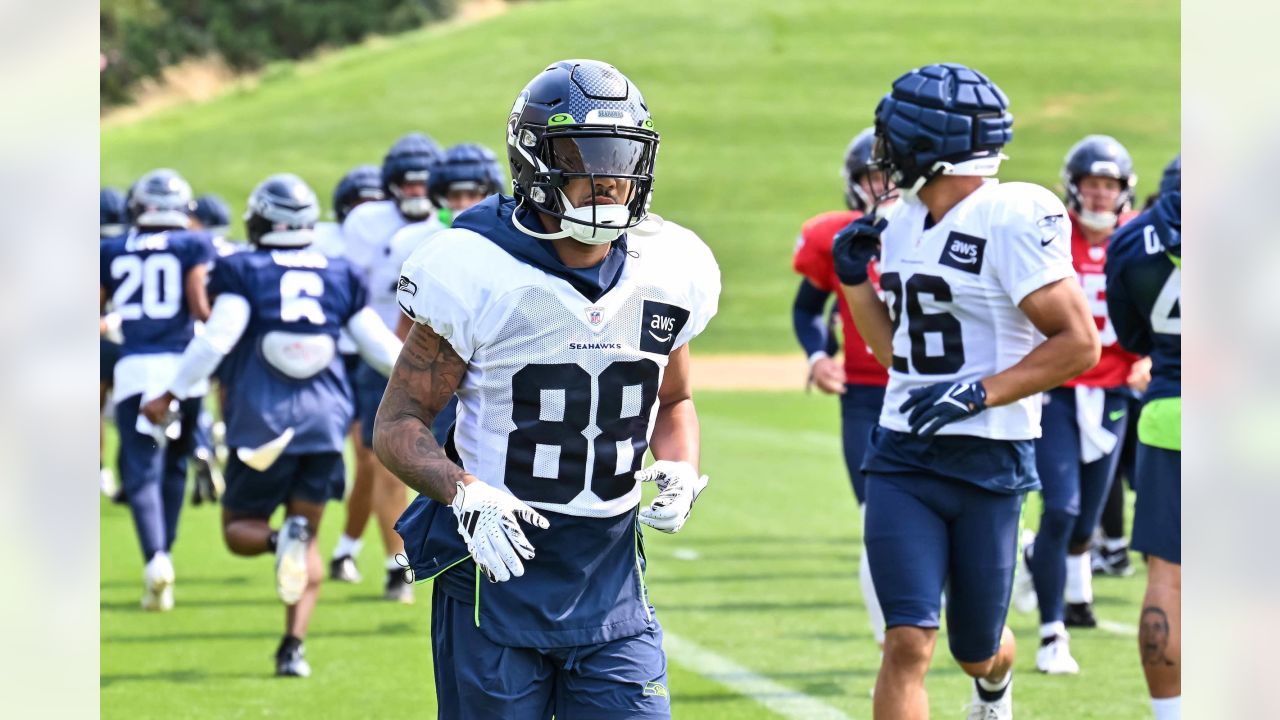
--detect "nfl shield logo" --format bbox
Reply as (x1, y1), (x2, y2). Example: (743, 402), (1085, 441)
(586, 306), (604, 326)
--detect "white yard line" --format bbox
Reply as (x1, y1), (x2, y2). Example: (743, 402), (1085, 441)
(1097, 619), (1139, 636)
(663, 631), (854, 720)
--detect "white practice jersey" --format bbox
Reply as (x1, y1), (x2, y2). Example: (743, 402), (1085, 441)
(343, 200), (438, 330)
(878, 180), (1075, 440)
(397, 216), (720, 519)
(312, 221), (358, 354)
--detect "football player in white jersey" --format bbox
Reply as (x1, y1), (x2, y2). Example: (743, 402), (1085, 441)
(337, 136), (443, 602)
(375, 59), (719, 720)
(834, 63), (1101, 719)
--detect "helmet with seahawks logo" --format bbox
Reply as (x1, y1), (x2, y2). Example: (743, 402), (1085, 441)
(244, 173), (320, 248)
(506, 59), (659, 245)
(128, 168), (195, 229)
(428, 143), (504, 208)
(333, 164), (385, 223)
(382, 133), (443, 220)
(1061, 134), (1137, 231)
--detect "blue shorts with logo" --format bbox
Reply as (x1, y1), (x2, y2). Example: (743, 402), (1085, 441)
(1131, 442), (1180, 564)
(222, 451), (345, 517)
(431, 584), (671, 720)
(862, 428), (1031, 662)
(353, 359), (389, 447)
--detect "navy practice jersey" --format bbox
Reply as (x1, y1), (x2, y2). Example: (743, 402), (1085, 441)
(1105, 192), (1181, 401)
(100, 229), (215, 355)
(208, 247), (370, 454)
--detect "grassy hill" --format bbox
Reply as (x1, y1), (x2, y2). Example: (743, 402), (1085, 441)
(101, 0), (1180, 353)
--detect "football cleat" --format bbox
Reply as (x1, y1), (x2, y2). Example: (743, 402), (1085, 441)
(967, 678), (1013, 720)
(1064, 601), (1098, 628)
(275, 636), (311, 678)
(1092, 544), (1135, 577)
(384, 568), (415, 604)
(141, 553), (175, 612)
(1036, 633), (1080, 675)
(275, 516), (311, 606)
(329, 555), (362, 584)
(99, 466), (119, 499)
(1011, 530), (1038, 613)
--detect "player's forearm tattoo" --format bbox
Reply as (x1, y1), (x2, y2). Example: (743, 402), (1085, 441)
(1139, 607), (1176, 667)
(372, 324), (468, 503)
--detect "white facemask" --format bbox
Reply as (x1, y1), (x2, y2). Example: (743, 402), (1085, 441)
(559, 201), (631, 245)
(397, 196), (433, 220)
(1076, 209), (1117, 232)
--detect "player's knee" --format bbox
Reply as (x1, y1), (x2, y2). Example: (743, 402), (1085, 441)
(882, 627), (934, 670)
(1038, 508), (1077, 541)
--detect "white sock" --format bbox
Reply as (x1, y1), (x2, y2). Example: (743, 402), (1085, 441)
(1065, 552), (1093, 603)
(386, 554), (404, 571)
(1151, 696), (1180, 720)
(1104, 537), (1128, 552)
(1039, 621), (1066, 640)
(333, 533), (362, 560)
(859, 537), (885, 645)
(977, 669), (1012, 694)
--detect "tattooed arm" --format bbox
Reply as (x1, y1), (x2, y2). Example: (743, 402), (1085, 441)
(372, 321), (472, 503)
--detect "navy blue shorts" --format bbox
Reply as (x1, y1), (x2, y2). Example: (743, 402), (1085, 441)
(1034, 387), (1131, 545)
(864, 471), (1023, 663)
(431, 585), (671, 720)
(1131, 443), (1180, 564)
(222, 452), (345, 517)
(353, 359), (388, 448)
(100, 338), (122, 385)
(839, 384), (885, 504)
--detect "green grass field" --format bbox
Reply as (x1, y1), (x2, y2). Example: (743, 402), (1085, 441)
(100, 0), (1179, 354)
(102, 390), (1151, 719)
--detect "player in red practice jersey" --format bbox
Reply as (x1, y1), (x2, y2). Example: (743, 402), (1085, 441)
(791, 127), (896, 650)
(1012, 135), (1152, 675)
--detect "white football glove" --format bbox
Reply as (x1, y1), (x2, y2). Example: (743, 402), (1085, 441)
(636, 460), (709, 534)
(450, 480), (549, 583)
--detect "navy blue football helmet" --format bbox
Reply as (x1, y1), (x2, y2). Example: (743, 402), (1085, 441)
(506, 59), (659, 244)
(382, 133), (443, 220)
(1158, 153), (1181, 196)
(333, 164), (386, 223)
(100, 187), (127, 238)
(128, 168), (195, 228)
(243, 173), (320, 247)
(843, 127), (880, 211)
(872, 63), (1013, 196)
(428, 143), (504, 209)
(1061, 134), (1136, 230)
(192, 194), (232, 233)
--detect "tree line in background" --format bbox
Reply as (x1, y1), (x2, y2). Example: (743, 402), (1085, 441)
(101, 0), (459, 107)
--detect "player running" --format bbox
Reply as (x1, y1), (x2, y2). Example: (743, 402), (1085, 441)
(1105, 155), (1181, 720)
(142, 174), (402, 677)
(791, 127), (895, 652)
(376, 59), (719, 719)
(333, 136), (443, 603)
(1011, 135), (1150, 674)
(100, 169), (215, 612)
(834, 63), (1100, 719)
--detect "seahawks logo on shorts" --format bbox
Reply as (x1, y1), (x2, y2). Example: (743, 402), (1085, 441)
(938, 231), (986, 275)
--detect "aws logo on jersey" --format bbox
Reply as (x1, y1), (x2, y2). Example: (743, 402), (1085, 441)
(938, 231), (987, 275)
(639, 299), (690, 355)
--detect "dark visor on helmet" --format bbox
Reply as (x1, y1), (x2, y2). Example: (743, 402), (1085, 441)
(546, 136), (651, 176)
